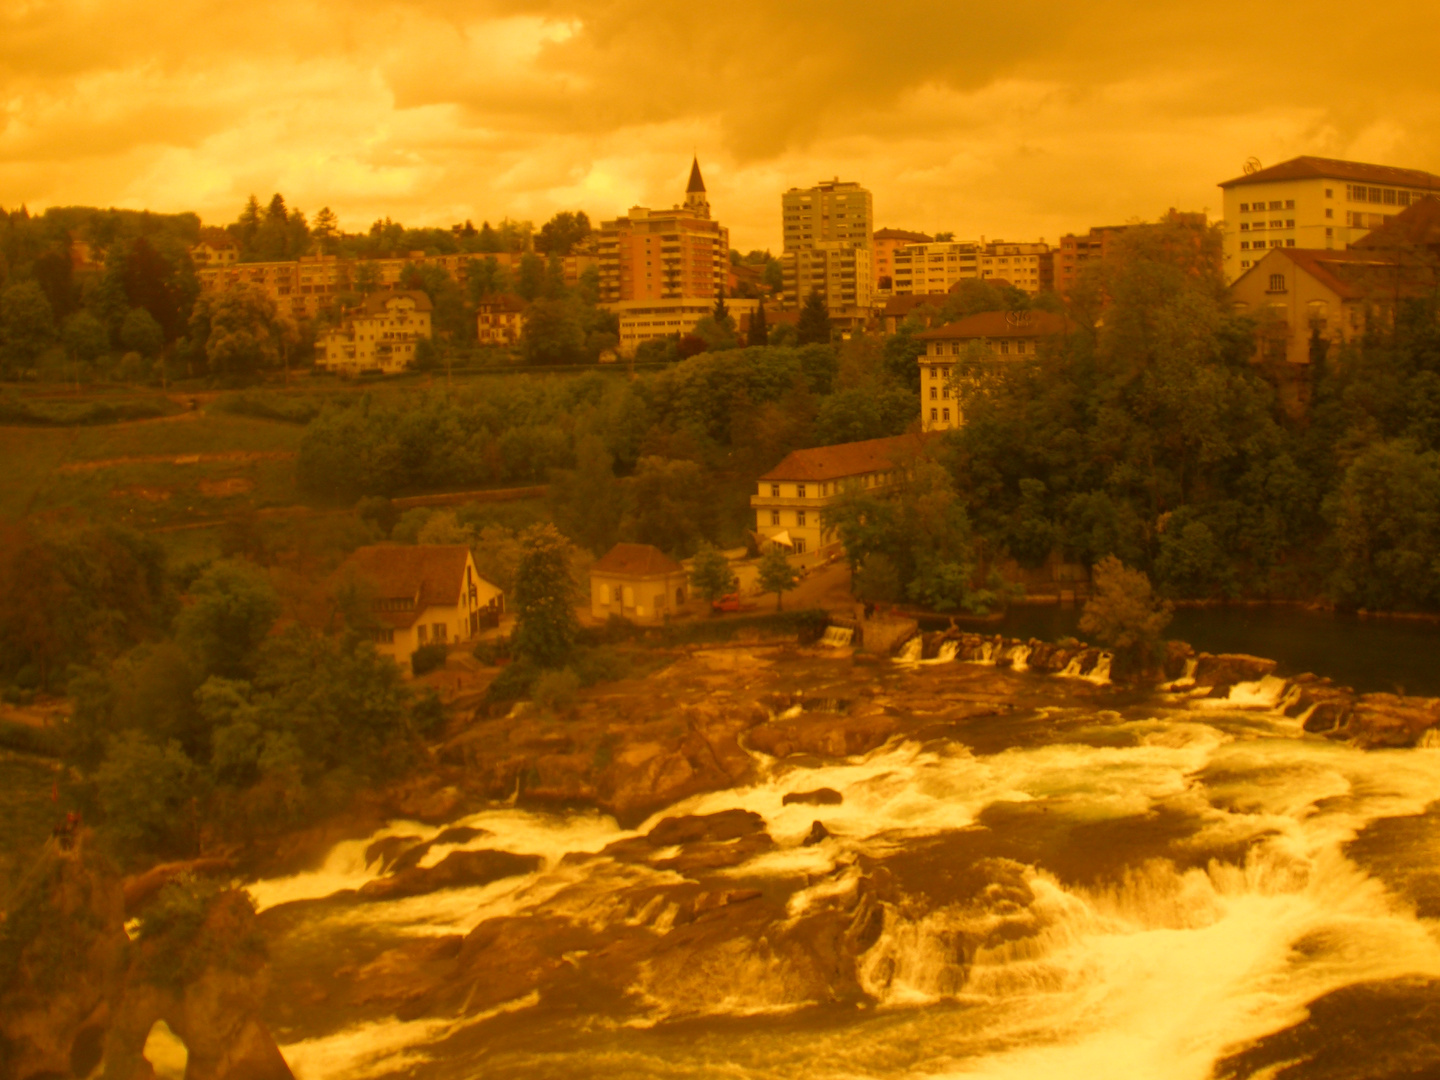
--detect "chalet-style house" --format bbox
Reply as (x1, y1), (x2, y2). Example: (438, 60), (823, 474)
(476, 293), (527, 346)
(315, 291), (433, 376)
(751, 433), (930, 557)
(914, 310), (1070, 430)
(338, 545), (503, 663)
(589, 543), (688, 623)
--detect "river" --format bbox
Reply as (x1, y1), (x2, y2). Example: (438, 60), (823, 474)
(242, 649), (1440, 1080)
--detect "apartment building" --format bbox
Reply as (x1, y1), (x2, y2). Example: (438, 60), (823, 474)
(781, 242), (873, 313)
(1054, 225), (1129, 296)
(596, 159), (729, 305)
(780, 178), (874, 310)
(751, 434), (927, 556)
(612, 297), (760, 357)
(914, 310), (1070, 431)
(315, 291), (432, 375)
(1219, 156), (1440, 281)
(889, 239), (1052, 297)
(871, 227), (931, 293)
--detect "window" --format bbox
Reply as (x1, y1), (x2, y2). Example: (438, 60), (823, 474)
(1369, 187), (1383, 202)
(941, 384), (950, 399)
(1285, 200), (1295, 209)
(1000, 341), (1010, 355)
(1399, 191), (1412, 207)
(1286, 239), (1296, 247)
(1239, 202), (1250, 212)
(770, 483), (780, 497)
(771, 510), (780, 526)
(1241, 260), (1251, 269)
(1285, 219), (1295, 228)
(374, 628), (394, 644)
(942, 408), (951, 422)
(794, 539), (807, 554)
(1270, 219), (1284, 228)
(1016, 342), (1027, 355)
(930, 386), (938, 399)
(1325, 188), (1333, 198)
(1270, 240), (1283, 248)
(797, 511), (807, 527)
(1326, 227), (1333, 237)
(1240, 241), (1250, 250)
(1239, 223), (1250, 232)
(1325, 208), (1334, 218)
(930, 366), (938, 378)
(1384, 189), (1397, 205)
(434, 623), (447, 644)
(1269, 201), (1283, 210)
(797, 484), (806, 498)
(416, 625), (428, 645)
(1268, 273), (1286, 292)
(930, 408), (938, 421)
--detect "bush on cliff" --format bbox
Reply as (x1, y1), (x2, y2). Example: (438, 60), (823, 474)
(1079, 556), (1173, 673)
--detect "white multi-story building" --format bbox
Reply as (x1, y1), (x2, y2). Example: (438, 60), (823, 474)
(781, 179), (874, 310)
(315, 291), (432, 375)
(611, 297), (760, 356)
(1219, 156), (1440, 281)
(781, 242), (873, 312)
(890, 240), (1051, 297)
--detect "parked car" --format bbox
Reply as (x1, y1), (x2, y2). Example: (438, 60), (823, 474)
(711, 593), (758, 613)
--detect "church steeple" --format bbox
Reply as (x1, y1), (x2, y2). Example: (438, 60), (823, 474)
(684, 156), (710, 219)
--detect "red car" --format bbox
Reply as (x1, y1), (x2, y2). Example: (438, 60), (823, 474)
(711, 593), (758, 613)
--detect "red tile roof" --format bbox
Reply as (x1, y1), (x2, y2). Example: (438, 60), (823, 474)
(760, 433), (932, 483)
(916, 310), (1070, 341)
(1219, 156), (1440, 190)
(874, 228), (934, 243)
(882, 294), (944, 318)
(1352, 196), (1440, 251)
(591, 543), (684, 578)
(360, 289), (433, 315)
(1236, 248), (1429, 301)
(339, 545), (482, 628)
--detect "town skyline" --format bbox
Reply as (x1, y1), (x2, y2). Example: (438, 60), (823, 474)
(5, 1), (1440, 252)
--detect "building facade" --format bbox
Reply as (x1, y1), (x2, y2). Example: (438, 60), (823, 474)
(780, 179), (874, 310)
(751, 434), (928, 556)
(339, 545), (503, 664)
(589, 543), (689, 623)
(315, 291), (432, 375)
(476, 293), (527, 346)
(612, 297), (760, 357)
(1219, 156), (1440, 282)
(914, 310), (1070, 431)
(1054, 225), (1128, 296)
(872, 227), (931, 293)
(596, 159), (730, 305)
(890, 239), (1052, 297)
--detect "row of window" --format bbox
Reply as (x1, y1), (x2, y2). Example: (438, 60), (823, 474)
(414, 623), (448, 645)
(1240, 239), (1298, 249)
(929, 407), (953, 423)
(769, 509), (808, 526)
(1239, 219), (1295, 231)
(1239, 200), (1296, 212)
(1346, 185), (1430, 206)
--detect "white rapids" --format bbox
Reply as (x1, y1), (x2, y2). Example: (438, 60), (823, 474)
(246, 685), (1440, 1080)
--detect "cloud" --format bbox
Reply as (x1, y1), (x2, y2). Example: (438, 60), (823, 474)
(2, 0), (1439, 250)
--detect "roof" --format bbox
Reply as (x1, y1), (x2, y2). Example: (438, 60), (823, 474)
(875, 228), (934, 243)
(340, 545), (485, 628)
(478, 292), (527, 313)
(359, 289), (433, 315)
(591, 543), (684, 578)
(1233, 248), (1431, 301)
(687, 157), (706, 194)
(881, 294), (944, 318)
(760, 433), (931, 483)
(916, 310), (1070, 341)
(194, 227), (237, 249)
(1352, 195), (1440, 251)
(1219, 156), (1440, 190)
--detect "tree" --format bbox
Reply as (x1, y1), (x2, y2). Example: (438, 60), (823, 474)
(312, 207), (340, 254)
(748, 303), (768, 348)
(535, 211), (591, 256)
(95, 731), (201, 859)
(511, 524), (580, 668)
(176, 559), (281, 679)
(713, 288), (733, 330)
(689, 545), (737, 604)
(120, 307), (164, 358)
(549, 436), (623, 554)
(621, 457), (714, 555)
(0, 280), (56, 374)
(516, 253), (546, 301)
(1079, 556), (1173, 671)
(62, 310), (109, 371)
(797, 291), (832, 345)
(757, 547), (798, 610)
(121, 237), (183, 339)
(192, 284), (282, 383)
(521, 298), (586, 365)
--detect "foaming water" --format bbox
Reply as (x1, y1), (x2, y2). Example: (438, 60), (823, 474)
(254, 690), (1440, 1080)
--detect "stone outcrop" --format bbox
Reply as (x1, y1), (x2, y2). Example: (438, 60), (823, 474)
(0, 836), (293, 1080)
(1193, 653), (1277, 691)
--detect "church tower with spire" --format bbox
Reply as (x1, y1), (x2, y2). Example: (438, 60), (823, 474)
(684, 156), (711, 220)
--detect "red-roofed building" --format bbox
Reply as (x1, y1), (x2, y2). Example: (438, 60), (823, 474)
(914, 311), (1071, 431)
(750, 433), (931, 556)
(873, 228), (933, 293)
(1229, 242), (1438, 412)
(337, 545), (503, 662)
(589, 543), (688, 622)
(1219, 155), (1440, 282)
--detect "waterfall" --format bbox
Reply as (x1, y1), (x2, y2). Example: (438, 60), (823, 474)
(1418, 727), (1440, 749)
(1058, 655), (1086, 679)
(1007, 644), (1032, 671)
(895, 636), (923, 663)
(1084, 652), (1112, 684)
(926, 640), (959, 664)
(1163, 657), (1199, 690)
(1193, 674), (1292, 711)
(820, 625), (855, 648)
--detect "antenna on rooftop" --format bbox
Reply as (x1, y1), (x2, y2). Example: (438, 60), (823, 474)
(1243, 157), (1262, 175)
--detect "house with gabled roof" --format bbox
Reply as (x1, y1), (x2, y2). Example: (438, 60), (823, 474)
(914, 310), (1071, 431)
(316, 290), (433, 375)
(589, 543), (688, 622)
(337, 545), (503, 663)
(750, 433), (932, 557)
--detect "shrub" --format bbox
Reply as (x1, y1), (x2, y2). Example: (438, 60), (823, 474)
(212, 392), (323, 424)
(0, 717), (63, 757)
(472, 637), (512, 665)
(484, 660), (539, 704)
(410, 643), (449, 676)
(410, 688), (446, 738)
(533, 668), (581, 711)
(573, 647), (630, 686)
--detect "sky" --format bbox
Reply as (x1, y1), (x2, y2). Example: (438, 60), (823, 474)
(3, 0), (1440, 253)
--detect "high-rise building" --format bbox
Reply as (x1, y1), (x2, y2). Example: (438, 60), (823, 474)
(596, 158), (730, 304)
(1219, 156), (1440, 282)
(780, 179), (874, 310)
(873, 228), (932, 294)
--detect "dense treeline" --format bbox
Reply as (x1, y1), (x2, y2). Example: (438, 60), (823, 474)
(944, 216), (1440, 610)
